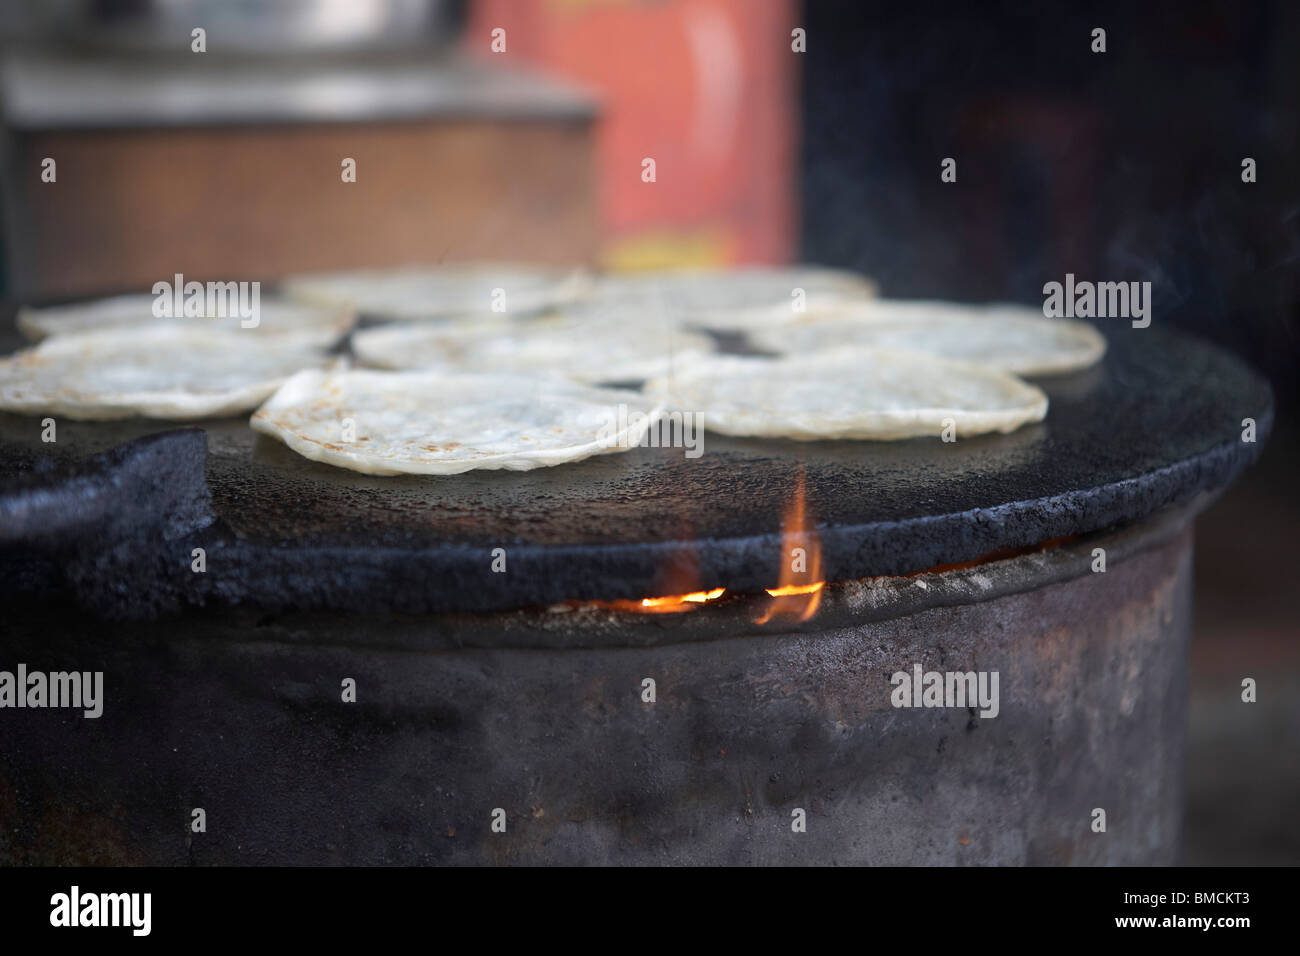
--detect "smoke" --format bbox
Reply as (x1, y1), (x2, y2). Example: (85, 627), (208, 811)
(798, 0), (1299, 398)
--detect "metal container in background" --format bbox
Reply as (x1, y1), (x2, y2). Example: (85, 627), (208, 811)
(20, 0), (458, 56)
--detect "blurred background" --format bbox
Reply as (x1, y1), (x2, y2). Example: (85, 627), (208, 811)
(0, 0), (1295, 863)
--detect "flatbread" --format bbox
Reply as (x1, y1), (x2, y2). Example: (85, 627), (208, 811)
(592, 266), (878, 330)
(644, 350), (1048, 440)
(749, 301), (1105, 376)
(350, 312), (715, 383)
(281, 263), (592, 320)
(251, 369), (662, 475)
(17, 294), (354, 347)
(0, 326), (334, 420)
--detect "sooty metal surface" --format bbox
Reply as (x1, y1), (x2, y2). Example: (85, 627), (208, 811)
(0, 514), (1193, 864)
(0, 317), (1273, 616)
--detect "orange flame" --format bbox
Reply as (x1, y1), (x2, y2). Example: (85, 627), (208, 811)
(756, 470), (824, 624)
(601, 587), (726, 614)
(590, 515), (729, 614)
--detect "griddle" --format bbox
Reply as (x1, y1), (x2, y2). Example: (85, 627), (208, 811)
(0, 313), (1273, 617)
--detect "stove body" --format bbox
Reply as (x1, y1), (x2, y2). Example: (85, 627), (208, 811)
(0, 321), (1271, 865)
(3, 512), (1191, 866)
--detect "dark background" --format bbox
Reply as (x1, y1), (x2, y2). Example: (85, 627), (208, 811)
(801, 0), (1299, 864)
(801, 0), (1298, 401)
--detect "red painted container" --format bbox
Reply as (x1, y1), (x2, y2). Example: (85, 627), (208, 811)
(468, 0), (798, 269)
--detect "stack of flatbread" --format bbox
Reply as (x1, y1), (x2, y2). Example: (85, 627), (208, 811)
(1, 295), (353, 420)
(350, 309), (714, 384)
(639, 295), (1103, 443)
(280, 262), (592, 320)
(15, 294), (355, 346)
(746, 299), (1104, 376)
(589, 265), (879, 330)
(0, 263), (1106, 474)
(251, 369), (660, 475)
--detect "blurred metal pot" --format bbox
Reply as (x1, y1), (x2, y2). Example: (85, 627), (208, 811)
(29, 0), (457, 56)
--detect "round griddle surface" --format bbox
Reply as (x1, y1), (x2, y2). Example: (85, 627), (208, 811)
(0, 320), (1273, 613)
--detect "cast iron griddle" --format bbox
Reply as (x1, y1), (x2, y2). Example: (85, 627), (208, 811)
(0, 314), (1273, 616)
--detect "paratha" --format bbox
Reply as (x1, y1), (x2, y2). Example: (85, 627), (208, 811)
(17, 294), (354, 347)
(350, 312), (714, 384)
(644, 349), (1048, 440)
(0, 326), (334, 420)
(281, 263), (592, 320)
(592, 265), (877, 330)
(749, 301), (1105, 376)
(251, 368), (661, 475)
